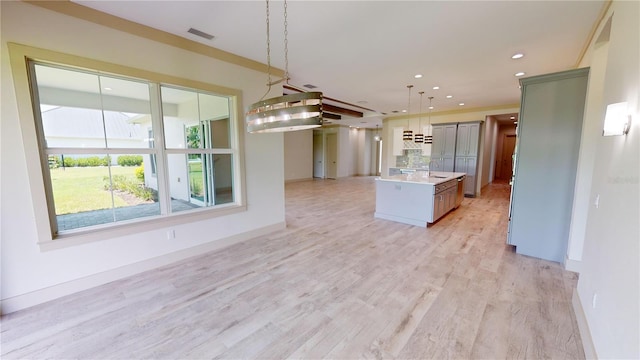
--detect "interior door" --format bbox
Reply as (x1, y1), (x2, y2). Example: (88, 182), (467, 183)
(313, 133), (324, 178)
(326, 133), (338, 179)
(501, 134), (516, 180)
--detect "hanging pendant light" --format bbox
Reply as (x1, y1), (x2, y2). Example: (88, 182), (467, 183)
(374, 124), (382, 141)
(425, 96), (434, 144)
(402, 85), (414, 140)
(414, 91), (425, 143)
(246, 0), (323, 133)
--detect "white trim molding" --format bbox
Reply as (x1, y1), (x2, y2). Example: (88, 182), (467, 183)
(565, 256), (582, 274)
(572, 290), (598, 359)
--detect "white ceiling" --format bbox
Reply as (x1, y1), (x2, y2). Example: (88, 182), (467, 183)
(74, 0), (604, 128)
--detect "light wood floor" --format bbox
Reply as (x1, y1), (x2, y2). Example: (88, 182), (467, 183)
(1, 177), (584, 359)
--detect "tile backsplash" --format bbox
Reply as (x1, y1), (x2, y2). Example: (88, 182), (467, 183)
(396, 149), (431, 168)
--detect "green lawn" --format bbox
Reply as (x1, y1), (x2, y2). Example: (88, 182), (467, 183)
(50, 166), (139, 215)
(188, 160), (204, 198)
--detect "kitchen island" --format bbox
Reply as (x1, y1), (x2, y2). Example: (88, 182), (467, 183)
(375, 171), (466, 227)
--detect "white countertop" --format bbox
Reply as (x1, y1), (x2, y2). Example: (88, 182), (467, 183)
(376, 171), (466, 185)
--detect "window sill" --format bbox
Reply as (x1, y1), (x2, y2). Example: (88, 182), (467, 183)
(37, 203), (247, 251)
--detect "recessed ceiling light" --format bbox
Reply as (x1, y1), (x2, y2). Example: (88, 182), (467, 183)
(414, 74), (423, 79)
(429, 106), (434, 110)
(391, 110), (399, 113)
(515, 72), (526, 77)
(357, 100), (368, 104)
(432, 86), (440, 90)
(104, 87), (112, 91)
(402, 109), (407, 113)
(459, 102), (465, 106)
(510, 116), (516, 120)
(512, 53), (524, 59)
(446, 95), (453, 99)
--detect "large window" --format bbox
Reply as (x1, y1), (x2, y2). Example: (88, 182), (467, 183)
(28, 61), (241, 236)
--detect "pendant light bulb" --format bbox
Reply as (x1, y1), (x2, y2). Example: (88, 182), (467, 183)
(374, 124), (381, 141)
(425, 96), (434, 144)
(414, 91), (425, 143)
(403, 85), (414, 140)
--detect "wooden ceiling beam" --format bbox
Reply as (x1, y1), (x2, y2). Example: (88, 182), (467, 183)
(322, 104), (363, 118)
(322, 112), (342, 120)
(283, 84), (366, 118)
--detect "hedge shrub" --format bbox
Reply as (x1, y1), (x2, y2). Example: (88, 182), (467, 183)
(61, 156), (110, 167)
(117, 155), (143, 167)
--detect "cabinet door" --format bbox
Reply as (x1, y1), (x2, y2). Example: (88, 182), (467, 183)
(442, 157), (455, 172)
(431, 125), (444, 156)
(456, 124), (470, 155)
(467, 123), (480, 157)
(443, 125), (457, 158)
(446, 188), (455, 212)
(454, 156), (467, 173)
(437, 193), (446, 219)
(464, 157), (477, 196)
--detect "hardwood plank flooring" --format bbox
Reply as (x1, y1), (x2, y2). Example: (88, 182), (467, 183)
(0, 177), (584, 359)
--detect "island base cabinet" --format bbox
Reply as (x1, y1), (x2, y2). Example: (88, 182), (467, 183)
(375, 174), (464, 227)
(375, 180), (433, 227)
(431, 179), (459, 223)
(433, 186), (457, 220)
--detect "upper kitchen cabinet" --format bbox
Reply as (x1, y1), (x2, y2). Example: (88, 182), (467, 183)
(431, 124), (457, 172)
(507, 68), (589, 263)
(456, 122), (480, 157)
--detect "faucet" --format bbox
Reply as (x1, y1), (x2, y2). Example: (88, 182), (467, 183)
(427, 159), (440, 177)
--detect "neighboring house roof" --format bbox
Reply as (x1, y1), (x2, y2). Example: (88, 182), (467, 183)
(41, 106), (145, 140)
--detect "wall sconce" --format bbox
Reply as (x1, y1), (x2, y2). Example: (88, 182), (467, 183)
(603, 101), (631, 136)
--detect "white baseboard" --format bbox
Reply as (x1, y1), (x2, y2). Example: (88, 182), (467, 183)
(572, 290), (598, 359)
(0, 222), (285, 315)
(284, 177), (312, 184)
(565, 256), (582, 273)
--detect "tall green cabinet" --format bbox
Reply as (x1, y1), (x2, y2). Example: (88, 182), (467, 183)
(507, 68), (589, 262)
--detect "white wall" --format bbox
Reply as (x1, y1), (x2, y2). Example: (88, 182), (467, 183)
(283, 129), (313, 181)
(301, 126), (374, 179)
(336, 126), (354, 177)
(566, 23), (611, 270)
(0, 2), (285, 312)
(481, 116), (497, 187)
(573, 1), (639, 358)
(355, 129), (376, 176)
(349, 127), (359, 176)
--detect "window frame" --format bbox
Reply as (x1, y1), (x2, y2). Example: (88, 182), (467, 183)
(8, 43), (247, 251)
